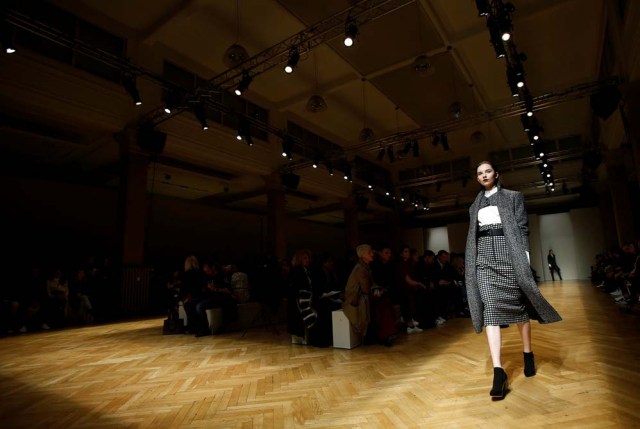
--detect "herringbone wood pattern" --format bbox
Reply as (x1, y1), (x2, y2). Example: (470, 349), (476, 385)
(1, 281), (638, 428)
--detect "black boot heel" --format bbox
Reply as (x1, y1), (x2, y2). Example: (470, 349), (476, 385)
(524, 352), (536, 377)
(490, 367), (508, 398)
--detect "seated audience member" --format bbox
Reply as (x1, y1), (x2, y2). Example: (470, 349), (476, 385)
(287, 249), (319, 345)
(413, 250), (438, 328)
(395, 246), (425, 333)
(312, 253), (344, 347)
(343, 244), (374, 341)
(432, 250), (456, 324)
(368, 246), (398, 346)
(450, 253), (469, 317)
(372, 245), (401, 321)
(197, 262), (238, 336)
(69, 269), (94, 324)
(227, 264), (251, 303)
(46, 268), (69, 327)
(181, 255), (206, 334)
(166, 270), (182, 316)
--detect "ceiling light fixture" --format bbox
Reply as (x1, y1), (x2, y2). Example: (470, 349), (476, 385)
(284, 48), (300, 74)
(193, 101), (208, 130)
(475, 0), (491, 17)
(343, 18), (358, 47)
(234, 71), (252, 96)
(122, 74), (142, 106)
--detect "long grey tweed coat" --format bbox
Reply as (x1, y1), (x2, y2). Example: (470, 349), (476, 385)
(464, 186), (562, 333)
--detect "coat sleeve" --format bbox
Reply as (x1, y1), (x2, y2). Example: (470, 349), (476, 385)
(515, 191), (530, 250)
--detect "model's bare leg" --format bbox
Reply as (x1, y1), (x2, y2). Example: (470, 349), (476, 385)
(516, 321), (532, 352)
(518, 321), (536, 376)
(485, 325), (502, 367)
(486, 325), (508, 397)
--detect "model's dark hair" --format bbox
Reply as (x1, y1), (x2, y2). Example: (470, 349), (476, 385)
(476, 160), (499, 173)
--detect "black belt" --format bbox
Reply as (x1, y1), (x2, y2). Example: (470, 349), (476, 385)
(477, 228), (504, 237)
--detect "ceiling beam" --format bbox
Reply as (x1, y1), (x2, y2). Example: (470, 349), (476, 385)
(155, 155), (236, 181)
(139, 0), (199, 44)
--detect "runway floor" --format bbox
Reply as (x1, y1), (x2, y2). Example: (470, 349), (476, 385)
(1, 281), (639, 428)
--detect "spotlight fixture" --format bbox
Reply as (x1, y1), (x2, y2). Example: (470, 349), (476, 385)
(436, 182), (442, 192)
(343, 164), (352, 182)
(236, 117), (251, 143)
(523, 93), (534, 116)
(520, 113), (531, 132)
(475, 0), (491, 16)
(163, 89), (181, 114)
(193, 102), (208, 130)
(326, 161), (334, 176)
(281, 138), (293, 160)
(431, 133), (441, 146)
(312, 156), (319, 169)
(234, 71), (252, 96)
(377, 147), (385, 161)
(487, 17), (507, 58)
(343, 18), (358, 47)
(1, 22), (15, 54)
(507, 68), (520, 97)
(122, 74), (142, 106)
(497, 2), (515, 41)
(284, 48), (300, 74)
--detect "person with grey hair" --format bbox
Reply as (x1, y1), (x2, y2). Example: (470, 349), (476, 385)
(465, 161), (561, 399)
(342, 244), (375, 339)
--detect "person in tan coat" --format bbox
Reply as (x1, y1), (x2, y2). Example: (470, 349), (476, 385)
(343, 244), (375, 338)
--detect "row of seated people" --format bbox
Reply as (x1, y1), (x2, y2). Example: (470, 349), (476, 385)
(286, 245), (469, 348)
(167, 256), (261, 337)
(0, 256), (118, 335)
(590, 239), (640, 311)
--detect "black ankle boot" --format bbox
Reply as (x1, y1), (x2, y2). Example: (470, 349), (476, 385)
(490, 367), (508, 398)
(524, 352), (536, 377)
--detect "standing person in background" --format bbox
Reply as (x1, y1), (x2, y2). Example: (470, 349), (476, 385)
(547, 250), (563, 281)
(465, 160), (562, 399)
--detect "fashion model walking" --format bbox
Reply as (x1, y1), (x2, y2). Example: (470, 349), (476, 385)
(465, 161), (562, 399)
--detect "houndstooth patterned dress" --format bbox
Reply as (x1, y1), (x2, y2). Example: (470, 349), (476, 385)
(476, 194), (530, 326)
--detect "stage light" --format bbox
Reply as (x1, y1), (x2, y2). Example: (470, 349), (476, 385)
(377, 148), (385, 161)
(163, 89), (181, 114)
(521, 114), (531, 132)
(284, 48), (300, 74)
(123, 74), (142, 106)
(476, 0), (491, 16)
(344, 18), (358, 47)
(524, 94), (534, 116)
(235, 71), (252, 96)
(193, 102), (208, 130)
(281, 138), (293, 160)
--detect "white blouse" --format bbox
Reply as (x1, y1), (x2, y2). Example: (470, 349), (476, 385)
(478, 187), (501, 226)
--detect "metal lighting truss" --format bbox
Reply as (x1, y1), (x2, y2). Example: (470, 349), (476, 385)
(284, 76), (620, 172)
(144, 0), (416, 126)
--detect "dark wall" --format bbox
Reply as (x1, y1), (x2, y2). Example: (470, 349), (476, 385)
(2, 176), (347, 272)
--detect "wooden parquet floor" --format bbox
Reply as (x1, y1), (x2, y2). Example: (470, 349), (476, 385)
(1, 281), (639, 428)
